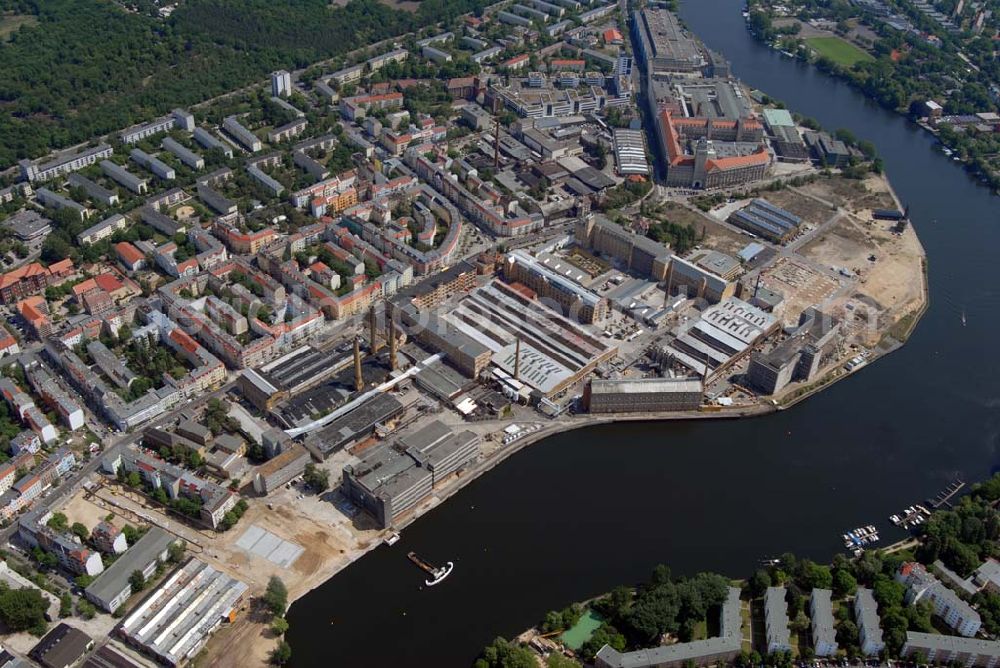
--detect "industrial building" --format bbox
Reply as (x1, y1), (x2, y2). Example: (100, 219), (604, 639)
(342, 420), (480, 528)
(84, 527), (176, 613)
(665, 297), (778, 379)
(502, 250), (608, 324)
(304, 392), (406, 459)
(252, 443), (310, 495)
(729, 199), (802, 243)
(406, 280), (617, 398)
(30, 623), (94, 668)
(901, 633), (1000, 667)
(612, 128), (650, 176)
(747, 309), (840, 395)
(855, 587), (885, 656)
(585, 377), (702, 413)
(574, 215), (671, 281)
(665, 256), (735, 304)
(595, 587), (741, 668)
(117, 558), (248, 667)
(631, 8), (706, 74)
(810, 588), (838, 657)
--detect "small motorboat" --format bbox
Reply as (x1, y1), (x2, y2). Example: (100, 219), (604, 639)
(425, 561), (454, 587)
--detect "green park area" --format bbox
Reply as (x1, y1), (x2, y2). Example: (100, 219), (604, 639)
(806, 36), (874, 67)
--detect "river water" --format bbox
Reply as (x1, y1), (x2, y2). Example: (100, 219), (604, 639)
(286, 1), (1000, 664)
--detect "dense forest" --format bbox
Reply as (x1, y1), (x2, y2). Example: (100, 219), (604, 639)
(0, 0), (490, 169)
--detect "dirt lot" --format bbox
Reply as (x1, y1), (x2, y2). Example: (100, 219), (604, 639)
(759, 257), (841, 324)
(760, 189), (836, 227)
(664, 202), (750, 256)
(798, 215), (924, 346)
(796, 175), (897, 214)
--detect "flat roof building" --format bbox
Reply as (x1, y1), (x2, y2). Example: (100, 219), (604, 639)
(855, 587), (885, 656)
(585, 377), (703, 414)
(632, 8), (706, 73)
(20, 144), (113, 183)
(342, 420), (480, 528)
(811, 589), (838, 657)
(129, 149), (175, 181)
(2, 210), (51, 242)
(222, 116), (262, 153)
(101, 161), (148, 195)
(901, 632), (1000, 668)
(30, 623), (94, 668)
(252, 443), (310, 495)
(192, 128), (233, 159)
(161, 138), (204, 171)
(67, 174), (119, 207)
(84, 527), (176, 613)
(765, 586), (792, 654)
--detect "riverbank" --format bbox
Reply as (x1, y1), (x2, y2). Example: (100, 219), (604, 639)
(744, 1), (1000, 193)
(279, 0), (1000, 662)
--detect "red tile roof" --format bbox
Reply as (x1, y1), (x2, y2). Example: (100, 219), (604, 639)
(94, 273), (124, 294)
(115, 242), (145, 266)
(704, 148), (770, 172)
(0, 263), (48, 290)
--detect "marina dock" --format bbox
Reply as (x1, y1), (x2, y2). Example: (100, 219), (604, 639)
(928, 479), (965, 509)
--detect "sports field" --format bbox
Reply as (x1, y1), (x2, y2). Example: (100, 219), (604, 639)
(560, 610), (603, 650)
(806, 36), (874, 67)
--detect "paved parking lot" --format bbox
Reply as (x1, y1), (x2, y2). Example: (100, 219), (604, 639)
(234, 524), (304, 568)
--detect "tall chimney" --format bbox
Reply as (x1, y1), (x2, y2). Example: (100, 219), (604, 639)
(513, 337), (521, 380)
(389, 316), (398, 371)
(353, 337), (363, 392)
(368, 304), (380, 354)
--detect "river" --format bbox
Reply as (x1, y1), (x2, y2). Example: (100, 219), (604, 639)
(285, 1), (1000, 664)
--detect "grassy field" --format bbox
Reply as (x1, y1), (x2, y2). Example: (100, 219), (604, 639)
(0, 13), (38, 41)
(806, 36), (874, 67)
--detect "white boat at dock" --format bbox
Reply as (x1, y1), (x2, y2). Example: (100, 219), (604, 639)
(384, 532), (401, 546)
(425, 561), (454, 586)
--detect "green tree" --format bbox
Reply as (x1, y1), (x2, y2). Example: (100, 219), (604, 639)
(749, 569), (772, 598)
(303, 463), (330, 493)
(77, 599), (96, 620)
(546, 655), (581, 668)
(129, 570), (146, 594)
(832, 569), (857, 598)
(263, 576), (288, 617)
(270, 641), (292, 665)
(473, 637), (537, 668)
(272, 616), (289, 635)
(70, 522), (89, 541)
(59, 593), (72, 618)
(0, 587), (49, 634)
(46, 512), (69, 532)
(168, 541), (186, 564)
